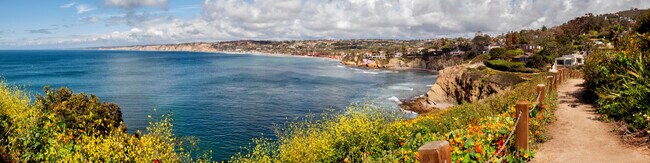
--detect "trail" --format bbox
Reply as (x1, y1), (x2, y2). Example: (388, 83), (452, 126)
(531, 79), (650, 163)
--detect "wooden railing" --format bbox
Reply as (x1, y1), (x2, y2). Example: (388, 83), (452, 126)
(418, 68), (580, 163)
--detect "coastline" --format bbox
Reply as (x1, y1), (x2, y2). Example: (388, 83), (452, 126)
(386, 67), (438, 73)
(95, 48), (451, 115)
(93, 48), (446, 73)
(93, 48), (341, 62)
(216, 50), (341, 61)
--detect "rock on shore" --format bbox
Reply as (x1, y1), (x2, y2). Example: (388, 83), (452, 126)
(401, 63), (525, 114)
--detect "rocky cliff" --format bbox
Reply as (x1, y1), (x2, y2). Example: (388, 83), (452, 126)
(340, 57), (427, 69)
(401, 64), (525, 114)
(96, 43), (219, 52)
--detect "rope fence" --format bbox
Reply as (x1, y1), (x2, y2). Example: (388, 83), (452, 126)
(530, 92), (542, 113)
(418, 68), (581, 163)
(486, 110), (522, 163)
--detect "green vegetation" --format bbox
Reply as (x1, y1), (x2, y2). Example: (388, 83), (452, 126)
(232, 75), (557, 162)
(0, 83), (211, 162)
(489, 47), (507, 60)
(485, 60), (524, 71)
(505, 49), (525, 59)
(526, 54), (547, 69)
(4, 8), (648, 162)
(484, 60), (538, 73)
(636, 10), (650, 34)
(583, 33), (650, 131)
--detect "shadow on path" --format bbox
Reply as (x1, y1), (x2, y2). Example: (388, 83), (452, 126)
(531, 79), (650, 163)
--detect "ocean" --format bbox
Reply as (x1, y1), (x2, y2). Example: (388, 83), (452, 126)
(0, 50), (437, 160)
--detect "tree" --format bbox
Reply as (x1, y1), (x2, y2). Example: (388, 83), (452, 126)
(537, 48), (556, 63)
(489, 47), (507, 60)
(526, 54), (546, 69)
(504, 32), (521, 49)
(636, 10), (650, 34)
(472, 34), (491, 47)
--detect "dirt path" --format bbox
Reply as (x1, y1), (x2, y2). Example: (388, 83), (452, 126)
(531, 79), (650, 163)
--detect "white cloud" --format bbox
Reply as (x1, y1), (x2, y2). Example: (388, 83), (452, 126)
(4, 0), (650, 49)
(76, 4), (95, 14)
(60, 2), (77, 8)
(198, 0), (649, 39)
(83, 16), (100, 23)
(104, 0), (168, 9)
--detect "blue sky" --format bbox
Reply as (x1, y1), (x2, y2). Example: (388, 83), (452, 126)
(0, 0), (648, 49)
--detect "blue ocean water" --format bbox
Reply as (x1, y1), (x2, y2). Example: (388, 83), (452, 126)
(0, 50), (436, 160)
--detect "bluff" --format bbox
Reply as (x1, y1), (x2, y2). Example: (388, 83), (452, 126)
(401, 64), (525, 114)
(341, 57), (427, 69)
(96, 43), (218, 52)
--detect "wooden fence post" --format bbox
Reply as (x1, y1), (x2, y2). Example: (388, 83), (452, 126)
(564, 69), (567, 80)
(537, 84), (545, 108)
(547, 76), (554, 93)
(560, 69), (566, 83)
(553, 73), (559, 90)
(515, 101), (530, 151)
(564, 69), (571, 81)
(557, 70), (562, 85)
(418, 141), (452, 163)
(560, 68), (566, 83)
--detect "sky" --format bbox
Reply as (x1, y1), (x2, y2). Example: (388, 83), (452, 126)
(0, 0), (648, 49)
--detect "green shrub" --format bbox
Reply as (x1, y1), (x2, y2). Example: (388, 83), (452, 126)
(583, 33), (650, 131)
(526, 54), (547, 69)
(505, 49), (525, 59)
(484, 60), (525, 71)
(37, 86), (124, 136)
(0, 83), (210, 162)
(513, 67), (539, 73)
(489, 72), (526, 87)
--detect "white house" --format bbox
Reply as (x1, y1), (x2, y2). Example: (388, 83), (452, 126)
(394, 52), (403, 58)
(554, 52), (585, 67)
(448, 49), (465, 56)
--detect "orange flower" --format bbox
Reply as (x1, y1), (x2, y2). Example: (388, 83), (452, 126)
(400, 142), (405, 146)
(475, 145), (483, 153)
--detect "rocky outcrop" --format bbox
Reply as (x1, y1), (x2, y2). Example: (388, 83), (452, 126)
(385, 58), (426, 69)
(341, 57), (427, 69)
(401, 64), (525, 114)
